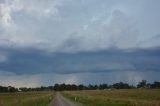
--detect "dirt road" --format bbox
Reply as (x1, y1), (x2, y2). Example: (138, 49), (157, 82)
(48, 92), (83, 106)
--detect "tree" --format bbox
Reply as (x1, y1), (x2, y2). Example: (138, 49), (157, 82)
(99, 84), (108, 89)
(78, 84), (85, 90)
(8, 86), (18, 92)
(53, 84), (60, 91)
(112, 82), (131, 89)
(0, 86), (8, 93)
(151, 81), (160, 88)
(137, 80), (147, 88)
(88, 84), (94, 90)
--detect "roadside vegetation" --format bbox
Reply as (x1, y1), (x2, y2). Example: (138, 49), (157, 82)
(0, 91), (54, 106)
(63, 89), (160, 106)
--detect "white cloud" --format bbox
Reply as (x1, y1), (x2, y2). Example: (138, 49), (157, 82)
(0, 0), (62, 50)
(18, 0), (59, 18)
(0, 0), (60, 31)
(0, 1), (14, 29)
(0, 0), (160, 53)
(64, 10), (139, 52)
(0, 0), (60, 24)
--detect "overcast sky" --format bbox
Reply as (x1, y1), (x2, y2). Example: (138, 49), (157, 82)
(0, 0), (160, 87)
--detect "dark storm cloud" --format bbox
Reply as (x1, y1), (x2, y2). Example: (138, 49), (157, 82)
(0, 46), (160, 74)
(0, 0), (160, 87)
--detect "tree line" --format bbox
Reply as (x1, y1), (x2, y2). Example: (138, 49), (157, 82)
(0, 80), (160, 92)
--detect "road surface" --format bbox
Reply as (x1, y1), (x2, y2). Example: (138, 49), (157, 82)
(48, 92), (83, 106)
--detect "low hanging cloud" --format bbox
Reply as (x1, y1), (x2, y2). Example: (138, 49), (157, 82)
(0, 46), (160, 87)
(0, 70), (81, 87)
(1, 70), (160, 87)
(0, 46), (159, 74)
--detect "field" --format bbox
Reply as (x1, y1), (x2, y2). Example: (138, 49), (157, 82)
(63, 89), (160, 106)
(0, 91), (54, 106)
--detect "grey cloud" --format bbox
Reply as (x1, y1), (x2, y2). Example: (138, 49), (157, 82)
(0, 54), (7, 62)
(0, 0), (160, 87)
(0, 0), (160, 52)
(138, 34), (160, 48)
(0, 70), (41, 87)
(0, 46), (159, 74)
(1, 70), (160, 87)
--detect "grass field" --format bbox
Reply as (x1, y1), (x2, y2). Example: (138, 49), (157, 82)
(63, 89), (160, 106)
(0, 91), (54, 106)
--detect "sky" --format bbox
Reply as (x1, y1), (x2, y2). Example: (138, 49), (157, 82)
(0, 0), (160, 87)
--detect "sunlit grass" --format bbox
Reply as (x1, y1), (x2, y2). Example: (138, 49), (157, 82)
(63, 89), (160, 106)
(0, 91), (54, 106)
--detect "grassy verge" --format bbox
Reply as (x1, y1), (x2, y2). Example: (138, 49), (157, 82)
(0, 91), (54, 106)
(63, 89), (160, 106)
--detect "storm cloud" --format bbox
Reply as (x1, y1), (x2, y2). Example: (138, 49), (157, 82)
(0, 0), (160, 87)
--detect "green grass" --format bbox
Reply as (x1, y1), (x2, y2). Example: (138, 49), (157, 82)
(0, 91), (54, 106)
(63, 89), (160, 106)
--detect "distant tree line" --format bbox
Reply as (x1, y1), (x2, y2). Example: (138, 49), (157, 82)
(0, 80), (160, 92)
(0, 86), (18, 93)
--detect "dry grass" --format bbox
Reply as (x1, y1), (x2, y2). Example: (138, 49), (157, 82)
(63, 89), (160, 106)
(0, 91), (54, 106)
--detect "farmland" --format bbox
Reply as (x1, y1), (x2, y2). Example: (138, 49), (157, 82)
(0, 91), (54, 106)
(63, 89), (160, 106)
(0, 89), (160, 106)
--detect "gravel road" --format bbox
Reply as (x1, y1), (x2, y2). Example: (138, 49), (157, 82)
(48, 92), (83, 106)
